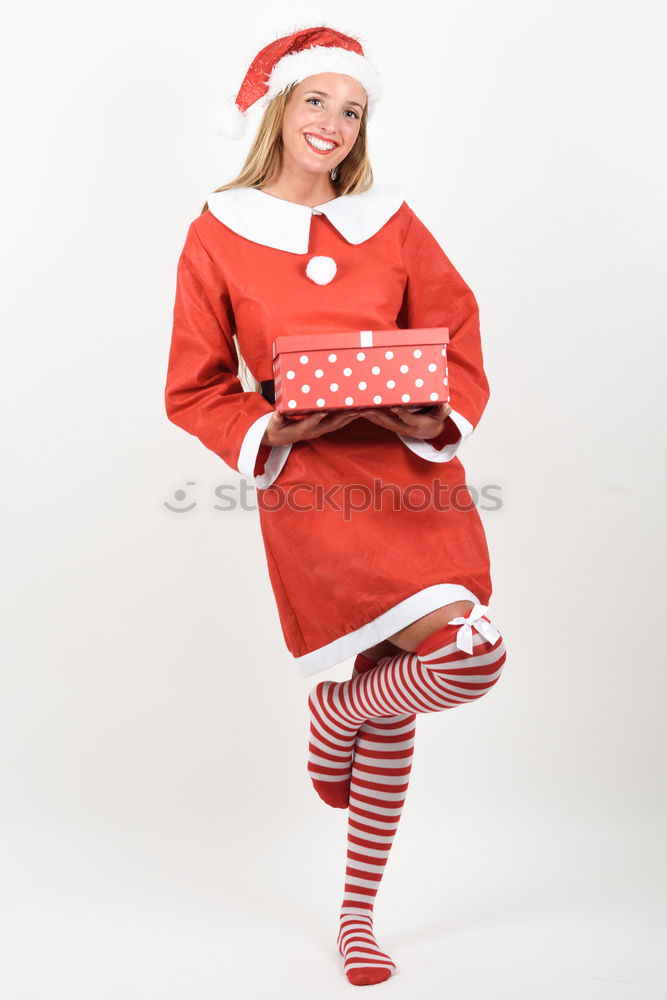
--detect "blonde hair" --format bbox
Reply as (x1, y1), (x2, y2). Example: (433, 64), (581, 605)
(200, 81), (375, 395)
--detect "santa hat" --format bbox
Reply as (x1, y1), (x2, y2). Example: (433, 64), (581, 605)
(214, 25), (383, 140)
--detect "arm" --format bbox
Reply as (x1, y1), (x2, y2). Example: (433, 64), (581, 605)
(164, 221), (292, 489)
(395, 207), (489, 462)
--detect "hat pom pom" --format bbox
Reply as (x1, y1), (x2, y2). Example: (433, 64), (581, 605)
(209, 95), (248, 140)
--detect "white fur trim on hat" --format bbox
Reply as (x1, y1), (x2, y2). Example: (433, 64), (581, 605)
(264, 45), (382, 113)
(209, 93), (248, 140)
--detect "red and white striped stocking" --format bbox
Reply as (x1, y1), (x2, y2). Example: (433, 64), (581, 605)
(308, 605), (507, 985)
(337, 651), (416, 985)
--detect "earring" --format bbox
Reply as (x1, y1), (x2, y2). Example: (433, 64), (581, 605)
(330, 165), (339, 181)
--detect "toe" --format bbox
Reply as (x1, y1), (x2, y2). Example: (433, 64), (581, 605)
(346, 967), (393, 985)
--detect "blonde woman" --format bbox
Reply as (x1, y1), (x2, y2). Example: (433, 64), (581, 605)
(165, 25), (507, 987)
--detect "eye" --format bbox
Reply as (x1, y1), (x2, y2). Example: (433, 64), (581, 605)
(306, 97), (360, 119)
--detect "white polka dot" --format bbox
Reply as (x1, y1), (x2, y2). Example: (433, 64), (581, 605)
(413, 348), (422, 358)
(430, 392), (438, 400)
(302, 385), (310, 393)
(288, 400), (297, 408)
(356, 352), (365, 361)
(328, 353), (337, 363)
(441, 348), (446, 356)
(286, 370), (295, 379)
(315, 368), (324, 378)
(443, 377), (448, 384)
(400, 364), (409, 373)
(373, 395), (382, 404)
(316, 398), (325, 407)
(343, 367), (352, 376)
(401, 393), (411, 402)
(371, 365), (380, 375)
(358, 381), (367, 390)
(299, 354), (309, 364)
(415, 378), (424, 387)
(330, 383), (338, 392)
(428, 363), (437, 372)
(345, 397), (354, 405)
(386, 379), (395, 388)
(384, 350), (394, 359)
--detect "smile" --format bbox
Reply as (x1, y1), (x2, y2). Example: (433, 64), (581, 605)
(304, 133), (338, 153)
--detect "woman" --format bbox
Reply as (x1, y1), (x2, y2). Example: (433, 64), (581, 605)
(165, 25), (507, 987)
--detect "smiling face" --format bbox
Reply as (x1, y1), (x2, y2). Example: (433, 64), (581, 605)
(280, 72), (367, 179)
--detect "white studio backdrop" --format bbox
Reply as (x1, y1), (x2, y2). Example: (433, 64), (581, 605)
(1, 1), (665, 997)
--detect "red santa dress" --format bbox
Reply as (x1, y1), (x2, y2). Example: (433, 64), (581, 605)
(165, 182), (493, 676)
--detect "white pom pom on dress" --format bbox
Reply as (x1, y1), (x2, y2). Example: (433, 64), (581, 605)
(305, 255), (337, 285)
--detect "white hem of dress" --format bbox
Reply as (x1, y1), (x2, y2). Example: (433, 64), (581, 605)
(292, 583), (482, 676)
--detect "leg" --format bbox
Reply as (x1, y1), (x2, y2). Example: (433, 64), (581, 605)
(310, 604), (506, 737)
(387, 599), (475, 650)
(306, 602), (483, 808)
(360, 638), (403, 661)
(308, 602), (505, 788)
(308, 639), (403, 809)
(337, 663), (416, 985)
(311, 603), (506, 985)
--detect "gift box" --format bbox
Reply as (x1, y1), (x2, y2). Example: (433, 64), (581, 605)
(272, 327), (449, 417)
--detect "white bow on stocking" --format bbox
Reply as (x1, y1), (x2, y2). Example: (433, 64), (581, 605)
(447, 603), (501, 655)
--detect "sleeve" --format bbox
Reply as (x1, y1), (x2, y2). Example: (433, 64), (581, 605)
(164, 221), (292, 489)
(395, 206), (490, 462)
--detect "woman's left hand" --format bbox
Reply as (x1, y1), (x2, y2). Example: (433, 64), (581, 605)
(357, 402), (452, 439)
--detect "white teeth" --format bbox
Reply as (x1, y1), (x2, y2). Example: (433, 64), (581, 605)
(305, 133), (336, 151)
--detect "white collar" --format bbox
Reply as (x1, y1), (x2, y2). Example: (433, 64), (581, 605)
(206, 182), (407, 254)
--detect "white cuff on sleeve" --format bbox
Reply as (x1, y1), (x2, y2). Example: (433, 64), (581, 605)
(237, 411), (292, 489)
(397, 408), (473, 463)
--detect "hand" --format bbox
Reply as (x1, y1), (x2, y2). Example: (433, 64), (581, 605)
(356, 402), (452, 439)
(260, 406), (363, 446)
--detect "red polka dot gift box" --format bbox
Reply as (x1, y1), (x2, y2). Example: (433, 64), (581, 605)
(272, 327), (450, 419)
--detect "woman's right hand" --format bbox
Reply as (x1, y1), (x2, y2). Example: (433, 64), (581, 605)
(260, 407), (363, 446)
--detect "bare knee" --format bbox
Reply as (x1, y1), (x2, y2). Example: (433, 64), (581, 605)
(387, 600), (475, 652)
